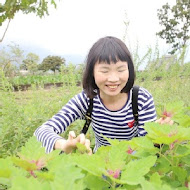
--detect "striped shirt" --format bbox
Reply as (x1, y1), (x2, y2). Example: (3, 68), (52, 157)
(34, 87), (157, 153)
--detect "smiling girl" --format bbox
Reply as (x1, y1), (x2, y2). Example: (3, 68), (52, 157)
(34, 36), (158, 154)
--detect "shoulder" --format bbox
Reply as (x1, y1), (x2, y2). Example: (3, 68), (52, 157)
(131, 86), (154, 108)
(134, 86), (155, 112)
(138, 86), (153, 100)
(63, 91), (90, 116)
(134, 87), (157, 122)
(130, 86), (153, 103)
(74, 90), (88, 101)
(72, 90), (91, 109)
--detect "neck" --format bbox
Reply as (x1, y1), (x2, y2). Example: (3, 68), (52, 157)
(100, 93), (128, 111)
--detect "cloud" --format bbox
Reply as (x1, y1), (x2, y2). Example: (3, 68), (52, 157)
(1, 0), (174, 59)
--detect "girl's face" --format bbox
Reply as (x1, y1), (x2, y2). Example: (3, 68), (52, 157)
(94, 60), (129, 99)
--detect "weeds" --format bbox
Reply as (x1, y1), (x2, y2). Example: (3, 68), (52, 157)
(0, 48), (189, 158)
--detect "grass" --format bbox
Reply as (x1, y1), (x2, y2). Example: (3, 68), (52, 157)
(136, 76), (190, 107)
(0, 60), (190, 158)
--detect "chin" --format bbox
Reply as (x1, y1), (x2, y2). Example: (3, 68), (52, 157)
(105, 91), (121, 96)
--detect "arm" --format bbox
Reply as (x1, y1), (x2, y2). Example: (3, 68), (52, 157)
(34, 91), (89, 153)
(137, 87), (157, 136)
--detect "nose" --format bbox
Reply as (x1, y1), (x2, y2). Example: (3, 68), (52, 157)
(107, 72), (119, 82)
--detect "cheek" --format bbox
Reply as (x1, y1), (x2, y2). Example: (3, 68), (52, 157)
(121, 71), (129, 81)
(94, 73), (105, 86)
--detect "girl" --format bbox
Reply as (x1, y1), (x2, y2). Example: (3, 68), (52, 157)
(34, 36), (170, 154)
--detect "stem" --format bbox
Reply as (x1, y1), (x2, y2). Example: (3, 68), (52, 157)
(160, 153), (173, 166)
(101, 175), (112, 188)
(0, 19), (11, 43)
(158, 145), (174, 166)
(172, 143), (181, 166)
(111, 181), (116, 190)
(159, 143), (164, 155)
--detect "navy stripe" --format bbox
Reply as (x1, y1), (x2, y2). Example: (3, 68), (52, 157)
(55, 114), (70, 126)
(64, 105), (80, 118)
(70, 99), (83, 113)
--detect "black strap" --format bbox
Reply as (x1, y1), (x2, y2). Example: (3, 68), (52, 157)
(132, 86), (139, 122)
(80, 98), (93, 134)
(81, 86), (139, 135)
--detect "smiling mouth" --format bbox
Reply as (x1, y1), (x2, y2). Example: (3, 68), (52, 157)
(106, 85), (119, 89)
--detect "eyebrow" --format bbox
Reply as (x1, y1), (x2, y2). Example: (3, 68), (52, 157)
(117, 65), (127, 69)
(99, 66), (109, 69)
(99, 65), (127, 69)
(98, 62), (128, 68)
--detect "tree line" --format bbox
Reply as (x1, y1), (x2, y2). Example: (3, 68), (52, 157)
(0, 43), (66, 77)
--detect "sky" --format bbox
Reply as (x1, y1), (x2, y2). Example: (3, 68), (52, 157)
(0, 0), (180, 65)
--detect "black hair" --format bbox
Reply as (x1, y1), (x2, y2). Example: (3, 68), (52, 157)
(83, 36), (135, 98)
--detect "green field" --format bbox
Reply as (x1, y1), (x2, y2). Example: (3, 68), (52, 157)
(0, 62), (190, 157)
(0, 62), (190, 189)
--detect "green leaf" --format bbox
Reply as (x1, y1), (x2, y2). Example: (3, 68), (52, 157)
(76, 142), (90, 154)
(73, 154), (106, 177)
(172, 166), (187, 184)
(0, 177), (10, 188)
(149, 172), (162, 186)
(120, 156), (157, 185)
(139, 177), (172, 190)
(51, 0), (57, 8)
(144, 123), (190, 145)
(157, 101), (185, 119)
(175, 114), (190, 128)
(51, 164), (84, 190)
(84, 174), (110, 190)
(0, 158), (12, 178)
(11, 156), (37, 171)
(0, 157), (27, 183)
(106, 141), (128, 170)
(152, 157), (171, 175)
(46, 152), (67, 172)
(18, 136), (47, 160)
(162, 175), (181, 188)
(17, 136), (60, 171)
(10, 176), (50, 190)
(125, 136), (159, 158)
(36, 171), (54, 182)
(181, 154), (190, 165)
(175, 144), (190, 158)
(96, 145), (111, 159)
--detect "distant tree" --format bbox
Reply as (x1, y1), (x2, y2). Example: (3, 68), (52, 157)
(157, 0), (190, 54)
(0, 43), (24, 77)
(20, 53), (40, 74)
(76, 63), (85, 75)
(123, 11), (130, 44)
(39, 56), (65, 73)
(0, 0), (57, 42)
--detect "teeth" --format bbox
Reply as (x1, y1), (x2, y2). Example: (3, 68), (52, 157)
(108, 85), (117, 89)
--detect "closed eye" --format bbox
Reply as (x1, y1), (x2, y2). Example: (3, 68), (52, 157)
(118, 70), (126, 72)
(100, 70), (108, 73)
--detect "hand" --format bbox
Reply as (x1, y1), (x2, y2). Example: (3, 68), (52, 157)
(84, 138), (92, 155)
(54, 131), (92, 154)
(155, 117), (174, 125)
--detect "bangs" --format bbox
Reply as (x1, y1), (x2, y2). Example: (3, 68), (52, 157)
(93, 37), (130, 64)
